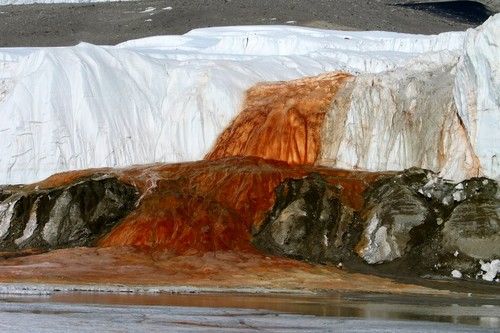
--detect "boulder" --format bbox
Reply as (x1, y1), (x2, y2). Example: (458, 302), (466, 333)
(252, 173), (356, 263)
(355, 169), (433, 264)
(419, 178), (499, 280)
(0, 175), (139, 252)
(442, 196), (499, 260)
(403, 176), (499, 280)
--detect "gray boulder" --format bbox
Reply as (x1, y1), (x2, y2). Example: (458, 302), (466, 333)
(355, 169), (432, 264)
(0, 174), (139, 252)
(252, 173), (355, 263)
(442, 197), (499, 260)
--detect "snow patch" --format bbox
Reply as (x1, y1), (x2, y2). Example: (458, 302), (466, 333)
(479, 259), (500, 282)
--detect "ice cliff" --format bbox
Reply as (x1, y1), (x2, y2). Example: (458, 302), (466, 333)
(0, 15), (498, 184)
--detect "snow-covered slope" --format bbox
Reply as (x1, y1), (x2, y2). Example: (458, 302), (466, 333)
(0, 15), (499, 184)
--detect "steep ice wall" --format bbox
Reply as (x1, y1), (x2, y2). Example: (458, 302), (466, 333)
(454, 15), (500, 180)
(0, 42), (357, 184)
(206, 73), (352, 164)
(205, 61), (482, 180)
(0, 17), (498, 184)
(319, 61), (482, 180)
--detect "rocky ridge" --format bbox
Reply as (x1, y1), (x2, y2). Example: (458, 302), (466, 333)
(0, 175), (138, 252)
(253, 168), (499, 282)
(0, 160), (497, 283)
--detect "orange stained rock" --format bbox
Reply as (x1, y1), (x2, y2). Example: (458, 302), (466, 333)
(16, 158), (386, 254)
(206, 72), (353, 165)
(17, 160), (386, 255)
(94, 157), (381, 253)
(98, 157), (386, 253)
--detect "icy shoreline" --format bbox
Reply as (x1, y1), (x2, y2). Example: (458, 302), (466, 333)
(0, 282), (317, 296)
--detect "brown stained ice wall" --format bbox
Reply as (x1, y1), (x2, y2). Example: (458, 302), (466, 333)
(206, 73), (353, 165)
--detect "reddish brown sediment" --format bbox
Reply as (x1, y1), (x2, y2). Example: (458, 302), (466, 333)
(98, 157), (386, 252)
(2, 158), (401, 293)
(206, 72), (353, 164)
(0, 247), (442, 295)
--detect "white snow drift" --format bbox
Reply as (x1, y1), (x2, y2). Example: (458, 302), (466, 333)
(0, 15), (499, 184)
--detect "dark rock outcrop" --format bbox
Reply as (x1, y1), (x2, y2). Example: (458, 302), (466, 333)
(252, 173), (357, 263)
(411, 177), (499, 280)
(355, 168), (498, 279)
(1, 162), (497, 283)
(0, 175), (139, 252)
(254, 169), (499, 282)
(355, 169), (499, 281)
(442, 196), (499, 259)
(355, 169), (433, 264)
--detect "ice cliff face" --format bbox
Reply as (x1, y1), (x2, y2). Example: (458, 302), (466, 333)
(0, 15), (498, 184)
(207, 62), (482, 180)
(454, 15), (500, 180)
(319, 61), (481, 180)
(206, 73), (353, 164)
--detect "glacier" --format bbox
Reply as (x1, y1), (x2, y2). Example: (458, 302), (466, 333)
(319, 59), (481, 180)
(0, 15), (499, 184)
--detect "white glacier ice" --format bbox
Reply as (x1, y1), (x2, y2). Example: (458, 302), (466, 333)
(0, 15), (499, 184)
(454, 16), (500, 180)
(319, 56), (482, 180)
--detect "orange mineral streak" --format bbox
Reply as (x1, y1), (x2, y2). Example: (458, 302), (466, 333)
(206, 72), (353, 164)
(96, 157), (387, 253)
(0, 247), (442, 296)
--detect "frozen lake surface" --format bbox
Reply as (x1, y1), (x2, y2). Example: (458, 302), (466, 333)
(0, 292), (498, 332)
